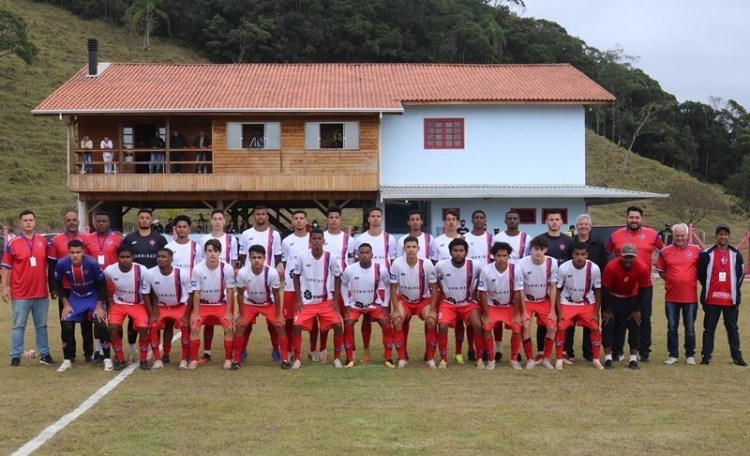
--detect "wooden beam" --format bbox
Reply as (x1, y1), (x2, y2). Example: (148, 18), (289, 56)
(122, 206), (133, 216)
(200, 200), (214, 210)
(224, 200), (237, 211)
(339, 199), (351, 209)
(312, 200), (327, 212)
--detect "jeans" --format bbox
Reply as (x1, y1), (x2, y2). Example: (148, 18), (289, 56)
(665, 302), (697, 358)
(11, 298), (50, 358)
(149, 152), (164, 173)
(83, 152), (92, 173)
(701, 304), (742, 359)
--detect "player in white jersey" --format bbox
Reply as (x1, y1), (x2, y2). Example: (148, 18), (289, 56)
(234, 244), (290, 369)
(464, 210), (494, 264)
(342, 243), (393, 368)
(396, 210), (433, 259)
(142, 248), (191, 369)
(104, 245), (151, 371)
(517, 236), (559, 369)
(478, 242), (531, 370)
(291, 229), (344, 369)
(390, 236), (439, 368)
(430, 238), (484, 369)
(555, 242), (604, 370)
(282, 209), (312, 360)
(188, 239), (239, 370)
(352, 207), (397, 363)
(492, 210), (532, 261)
(321, 205), (354, 363)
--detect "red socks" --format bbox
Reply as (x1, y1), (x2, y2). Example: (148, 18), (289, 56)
(382, 323), (394, 360)
(394, 329), (406, 360)
(292, 334), (302, 361)
(333, 332), (343, 360)
(543, 337), (554, 359)
(426, 327), (438, 361)
(310, 318), (319, 352)
(522, 337), (534, 360)
(590, 329), (602, 359)
(344, 324), (355, 361)
(472, 332), (484, 360)
(112, 338), (124, 362)
(510, 334), (521, 361)
(555, 330), (566, 360)
(148, 327), (162, 361)
(278, 335), (289, 361)
(138, 336), (149, 362)
(231, 337), (243, 363)
(438, 332), (449, 362)
(190, 338), (200, 361)
(484, 336), (494, 360)
(181, 333), (190, 361)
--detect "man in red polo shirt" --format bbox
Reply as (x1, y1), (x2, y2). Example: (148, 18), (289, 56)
(606, 205), (663, 362)
(655, 223), (701, 365)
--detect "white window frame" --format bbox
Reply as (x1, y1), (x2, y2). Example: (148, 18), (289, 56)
(226, 122), (281, 150)
(304, 121), (359, 150)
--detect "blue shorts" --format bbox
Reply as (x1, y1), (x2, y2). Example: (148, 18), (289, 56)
(64, 294), (97, 323)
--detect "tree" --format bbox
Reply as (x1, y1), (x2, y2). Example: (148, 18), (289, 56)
(665, 180), (728, 225)
(126, 0), (170, 50)
(0, 8), (38, 64)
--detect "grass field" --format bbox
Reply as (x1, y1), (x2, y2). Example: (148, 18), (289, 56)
(2, 280), (749, 456)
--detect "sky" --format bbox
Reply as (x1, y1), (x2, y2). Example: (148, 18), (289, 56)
(521, 0), (750, 110)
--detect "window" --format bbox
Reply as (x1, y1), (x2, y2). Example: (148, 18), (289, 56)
(227, 122), (281, 150)
(424, 118), (464, 149)
(510, 208), (536, 224)
(541, 208), (568, 225)
(305, 122), (359, 150)
(122, 127), (133, 149)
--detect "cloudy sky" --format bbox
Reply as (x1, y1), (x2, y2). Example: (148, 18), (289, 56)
(521, 0), (749, 109)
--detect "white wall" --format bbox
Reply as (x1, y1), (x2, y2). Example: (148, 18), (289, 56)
(380, 104), (586, 185)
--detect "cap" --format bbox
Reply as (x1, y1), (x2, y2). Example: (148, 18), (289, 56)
(716, 224), (731, 234)
(621, 243), (637, 257)
(666, 222), (672, 227)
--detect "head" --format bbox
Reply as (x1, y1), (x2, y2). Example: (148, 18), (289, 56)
(326, 206), (342, 231)
(157, 248), (173, 269)
(94, 211), (110, 234)
(117, 245), (134, 270)
(571, 241), (588, 268)
(210, 209), (225, 232)
(672, 223), (689, 246)
(619, 243), (637, 270)
(504, 210), (520, 231)
(137, 209), (153, 230)
(309, 228), (325, 252)
(63, 211), (79, 233)
(576, 214), (592, 237)
(402, 236), (419, 259)
(173, 214), (192, 239)
(626, 206), (643, 231)
(248, 244), (267, 270)
(199, 129), (206, 137)
(443, 210), (459, 232)
(491, 242), (512, 268)
(448, 238), (469, 264)
(253, 205), (268, 227)
(529, 236), (548, 260)
(171, 130), (179, 137)
(407, 210), (424, 232)
(471, 210), (486, 231)
(203, 238), (222, 263)
(459, 219), (466, 227)
(292, 209), (308, 232)
(716, 224), (731, 247)
(358, 243), (373, 267)
(545, 210), (563, 233)
(18, 209), (35, 233)
(67, 239), (86, 266)
(366, 207), (383, 230)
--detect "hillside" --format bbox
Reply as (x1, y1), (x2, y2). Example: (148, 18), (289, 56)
(0, 0), (745, 238)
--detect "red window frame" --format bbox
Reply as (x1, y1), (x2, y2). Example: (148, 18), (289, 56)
(510, 208), (537, 224)
(424, 118), (464, 149)
(541, 208), (568, 225)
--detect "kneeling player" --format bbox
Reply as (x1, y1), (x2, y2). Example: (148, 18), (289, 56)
(342, 243), (393, 368)
(54, 240), (112, 372)
(104, 245), (151, 371)
(142, 248), (191, 369)
(555, 242), (604, 370)
(235, 245), (290, 369)
(478, 242), (532, 370)
(389, 236), (439, 368)
(189, 239), (240, 370)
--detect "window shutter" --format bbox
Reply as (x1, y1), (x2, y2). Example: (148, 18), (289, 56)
(305, 122), (320, 149)
(265, 122), (281, 149)
(343, 122), (359, 149)
(227, 122), (243, 149)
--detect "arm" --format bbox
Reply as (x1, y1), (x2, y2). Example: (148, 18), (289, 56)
(478, 289), (489, 326)
(293, 273), (302, 314)
(272, 288), (283, 324)
(47, 259), (58, 299)
(332, 276), (341, 312)
(389, 282), (400, 315)
(594, 288), (602, 321)
(225, 288), (235, 323)
(512, 290), (524, 326)
(1, 267), (10, 302)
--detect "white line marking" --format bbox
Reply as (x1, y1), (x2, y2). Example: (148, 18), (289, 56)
(12, 332), (182, 456)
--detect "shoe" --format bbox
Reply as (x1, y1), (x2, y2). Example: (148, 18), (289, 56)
(179, 360), (189, 370)
(113, 360), (128, 371)
(495, 352), (503, 363)
(311, 351), (320, 362)
(517, 353), (523, 363)
(139, 361), (150, 371)
(583, 354), (593, 362)
(271, 350), (281, 363)
(534, 354), (544, 363)
(345, 360), (355, 368)
(592, 360), (604, 370)
(385, 360), (396, 369)
(92, 353), (103, 364)
(423, 352), (428, 362)
(427, 360), (437, 369)
(525, 359), (536, 370)
(555, 359), (563, 370)
(510, 360), (522, 370)
(628, 360), (640, 370)
(230, 362), (241, 371)
(187, 361), (198, 370)
(664, 357), (679, 365)
(281, 361), (292, 370)
(10, 357), (20, 367)
(223, 360), (233, 370)
(39, 354), (54, 365)
(57, 360), (73, 372)
(604, 359), (613, 369)
(333, 359), (343, 368)
(291, 360), (302, 369)
(319, 349), (328, 364)
(486, 360), (496, 370)
(397, 359), (407, 369)
(454, 354), (464, 365)
(152, 360), (164, 369)
(686, 356), (696, 365)
(438, 360), (448, 369)
(563, 358), (574, 366)
(104, 359), (114, 371)
(476, 359), (485, 369)
(700, 356), (711, 365)
(361, 351), (371, 364)
(198, 353), (211, 365)
(639, 354), (650, 363)
(468, 350), (476, 362)
(733, 357), (748, 367)
(162, 355), (171, 364)
(617, 354), (625, 362)
(541, 359), (554, 369)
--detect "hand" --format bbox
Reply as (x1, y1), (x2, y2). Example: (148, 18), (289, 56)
(2, 288), (9, 303)
(181, 315), (190, 330)
(547, 312), (558, 324)
(150, 309), (160, 325)
(189, 312), (201, 327)
(295, 299), (303, 315)
(629, 311), (642, 325)
(513, 314), (523, 327)
(224, 313), (235, 330)
(61, 303), (74, 321)
(92, 304), (107, 323)
(427, 309), (437, 323)
(602, 311), (614, 325)
(276, 313), (285, 326)
(50, 291), (58, 300)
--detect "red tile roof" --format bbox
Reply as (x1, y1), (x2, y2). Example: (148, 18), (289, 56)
(33, 63), (615, 114)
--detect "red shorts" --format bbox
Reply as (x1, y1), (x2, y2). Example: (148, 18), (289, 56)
(483, 305), (521, 333)
(558, 304), (598, 330)
(192, 304), (232, 330)
(109, 303), (149, 329)
(346, 305), (386, 322)
(399, 297), (431, 320)
(151, 304), (187, 330)
(294, 300), (342, 332)
(438, 301), (479, 327)
(525, 299), (556, 329)
(283, 291), (296, 319)
(242, 303), (282, 327)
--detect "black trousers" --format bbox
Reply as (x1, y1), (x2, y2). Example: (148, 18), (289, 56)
(701, 304), (742, 359)
(602, 296), (640, 352)
(61, 319), (110, 360)
(58, 298), (94, 359)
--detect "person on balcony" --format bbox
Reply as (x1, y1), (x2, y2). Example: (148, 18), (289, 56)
(149, 130), (165, 173)
(170, 130), (187, 173)
(80, 135), (93, 174)
(193, 130), (211, 174)
(100, 136), (114, 174)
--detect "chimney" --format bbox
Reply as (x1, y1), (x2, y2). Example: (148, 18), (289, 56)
(87, 38), (98, 76)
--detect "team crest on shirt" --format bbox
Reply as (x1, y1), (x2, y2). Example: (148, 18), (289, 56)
(721, 257), (728, 265)
(106, 239), (113, 245)
(149, 240), (156, 246)
(624, 277), (629, 282)
(686, 251), (693, 258)
(36, 241), (44, 248)
(560, 245), (565, 250)
(190, 280), (197, 287)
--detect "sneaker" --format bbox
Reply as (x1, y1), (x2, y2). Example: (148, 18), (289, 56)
(92, 352), (103, 364)
(114, 360), (128, 371)
(495, 352), (503, 362)
(686, 356), (696, 365)
(583, 354), (593, 362)
(281, 360), (292, 370)
(10, 357), (20, 367)
(311, 351), (320, 363)
(291, 360), (302, 369)
(438, 360), (448, 369)
(198, 353), (211, 365)
(617, 354), (625, 362)
(604, 359), (613, 369)
(592, 359), (604, 370)
(562, 357), (574, 366)
(427, 360), (437, 369)
(103, 359), (114, 371)
(664, 357), (679, 365)
(222, 360), (233, 370)
(525, 359), (536, 370)
(555, 359), (564, 370)
(152, 360), (164, 369)
(361, 351), (371, 364)
(486, 360), (496, 370)
(628, 360), (640, 370)
(319, 349), (328, 364)
(139, 361), (150, 371)
(179, 360), (189, 370)
(701, 356), (711, 365)
(510, 360), (522, 370)
(345, 360), (355, 368)
(476, 359), (485, 369)
(57, 360), (73, 372)
(733, 357), (748, 367)
(162, 355), (171, 364)
(639, 354), (650, 363)
(467, 351), (476, 362)
(454, 354), (464, 365)
(541, 359), (555, 369)
(230, 362), (241, 371)
(271, 350), (281, 363)
(332, 359), (343, 368)
(385, 360), (396, 369)
(397, 359), (407, 369)
(39, 354), (54, 366)
(187, 361), (198, 370)
(534, 354), (544, 363)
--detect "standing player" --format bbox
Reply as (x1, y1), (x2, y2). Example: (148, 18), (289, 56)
(142, 248), (191, 369)
(430, 238), (483, 369)
(53, 240), (111, 372)
(390, 236), (439, 368)
(606, 206), (663, 362)
(517, 236), (558, 369)
(291, 228), (345, 369)
(322, 206), (354, 363)
(104, 245), (151, 370)
(396, 210), (432, 259)
(282, 210), (312, 359)
(235, 245), (289, 369)
(342, 243), (393, 368)
(353, 207), (397, 364)
(555, 242), (604, 370)
(188, 239), (240, 370)
(47, 211), (92, 363)
(492, 210), (531, 261)
(465, 210), (494, 264)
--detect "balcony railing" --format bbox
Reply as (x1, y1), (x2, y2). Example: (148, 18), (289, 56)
(73, 148), (213, 174)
